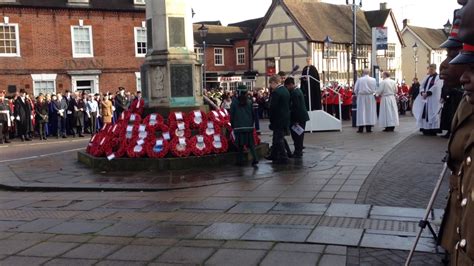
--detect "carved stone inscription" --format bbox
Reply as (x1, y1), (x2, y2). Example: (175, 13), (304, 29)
(170, 64), (193, 98)
(168, 17), (185, 47)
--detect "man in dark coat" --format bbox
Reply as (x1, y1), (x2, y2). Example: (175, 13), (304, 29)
(52, 93), (67, 138)
(286, 77), (309, 158)
(300, 57), (322, 110)
(64, 90), (76, 136)
(14, 89), (32, 141)
(115, 87), (129, 118)
(268, 75), (290, 164)
(73, 92), (85, 137)
(0, 90), (11, 144)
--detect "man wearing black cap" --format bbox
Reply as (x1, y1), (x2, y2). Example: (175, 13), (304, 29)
(439, 9), (465, 139)
(437, 2), (474, 264)
(115, 87), (129, 118)
(14, 89), (32, 141)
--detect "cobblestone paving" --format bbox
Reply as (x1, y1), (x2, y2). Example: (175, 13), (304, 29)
(355, 131), (450, 265)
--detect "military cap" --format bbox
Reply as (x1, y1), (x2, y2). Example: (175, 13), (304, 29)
(450, 43), (474, 64)
(440, 9), (463, 48)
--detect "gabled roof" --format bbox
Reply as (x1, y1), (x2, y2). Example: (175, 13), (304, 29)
(281, 0), (372, 44)
(0, 0), (145, 12)
(195, 21), (222, 26)
(364, 9), (391, 28)
(404, 25), (447, 50)
(193, 24), (251, 46)
(229, 17), (264, 37)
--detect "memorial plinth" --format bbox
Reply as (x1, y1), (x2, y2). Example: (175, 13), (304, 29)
(141, 0), (204, 116)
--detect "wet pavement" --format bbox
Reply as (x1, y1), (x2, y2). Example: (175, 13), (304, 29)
(0, 116), (450, 265)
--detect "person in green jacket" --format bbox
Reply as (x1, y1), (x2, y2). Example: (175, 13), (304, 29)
(286, 77), (310, 158)
(268, 75), (291, 164)
(230, 85), (258, 166)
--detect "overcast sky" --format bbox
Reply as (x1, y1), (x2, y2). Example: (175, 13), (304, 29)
(191, 0), (460, 29)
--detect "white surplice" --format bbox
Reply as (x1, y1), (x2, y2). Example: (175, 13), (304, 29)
(354, 75), (377, 126)
(412, 74), (443, 130)
(376, 78), (399, 128)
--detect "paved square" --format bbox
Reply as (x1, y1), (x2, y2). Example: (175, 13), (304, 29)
(241, 225), (312, 242)
(156, 246), (215, 264)
(228, 202), (276, 214)
(196, 223), (253, 240)
(106, 245), (167, 261)
(19, 242), (78, 257)
(325, 203), (370, 218)
(307, 226), (363, 246)
(260, 250), (321, 266)
(206, 249), (267, 266)
(62, 243), (120, 259)
(271, 202), (328, 215)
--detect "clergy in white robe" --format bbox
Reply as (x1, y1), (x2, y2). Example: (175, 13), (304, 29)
(354, 69), (377, 133)
(412, 64), (443, 135)
(376, 72), (399, 131)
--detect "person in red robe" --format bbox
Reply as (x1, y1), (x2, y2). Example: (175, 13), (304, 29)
(130, 91), (145, 116)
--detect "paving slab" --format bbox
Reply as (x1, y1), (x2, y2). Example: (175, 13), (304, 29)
(61, 243), (121, 259)
(360, 233), (436, 252)
(10, 218), (64, 233)
(241, 225), (312, 242)
(318, 254), (347, 266)
(369, 206), (444, 222)
(96, 221), (153, 237)
(221, 240), (275, 250)
(0, 256), (50, 266)
(307, 226), (363, 246)
(227, 202), (276, 214)
(196, 223), (253, 240)
(260, 250), (321, 266)
(46, 221), (112, 235)
(156, 246), (215, 264)
(106, 245), (168, 261)
(43, 258), (97, 266)
(273, 243), (326, 253)
(95, 260), (146, 266)
(205, 248), (267, 266)
(271, 202), (328, 215)
(19, 242), (79, 257)
(0, 239), (39, 255)
(137, 224), (205, 239)
(325, 203), (371, 218)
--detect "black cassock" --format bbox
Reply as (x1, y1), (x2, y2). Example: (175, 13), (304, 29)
(440, 85), (464, 131)
(300, 65), (322, 111)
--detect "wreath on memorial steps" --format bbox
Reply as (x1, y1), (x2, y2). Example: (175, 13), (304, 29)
(201, 120), (221, 137)
(210, 134), (228, 154)
(189, 135), (211, 157)
(143, 113), (164, 127)
(170, 137), (191, 157)
(145, 137), (170, 158)
(188, 110), (208, 130)
(126, 137), (147, 158)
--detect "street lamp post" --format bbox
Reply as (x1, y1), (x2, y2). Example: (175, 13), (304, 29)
(443, 20), (452, 36)
(198, 23), (208, 93)
(412, 42), (418, 79)
(323, 35), (333, 85)
(347, 0), (362, 85)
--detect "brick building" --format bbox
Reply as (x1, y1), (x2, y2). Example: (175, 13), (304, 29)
(193, 22), (258, 91)
(0, 0), (147, 96)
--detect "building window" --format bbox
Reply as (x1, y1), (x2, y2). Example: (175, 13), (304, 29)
(384, 43), (395, 58)
(236, 47), (245, 65)
(71, 25), (93, 58)
(31, 74), (57, 97)
(214, 48), (224, 66)
(134, 27), (147, 57)
(194, 47), (204, 63)
(135, 72), (142, 92)
(134, 0), (145, 4)
(0, 23), (20, 57)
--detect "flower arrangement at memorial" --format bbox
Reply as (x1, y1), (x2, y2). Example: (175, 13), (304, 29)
(86, 108), (260, 160)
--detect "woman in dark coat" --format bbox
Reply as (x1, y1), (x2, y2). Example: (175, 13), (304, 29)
(230, 85), (258, 166)
(35, 94), (49, 140)
(14, 89), (32, 141)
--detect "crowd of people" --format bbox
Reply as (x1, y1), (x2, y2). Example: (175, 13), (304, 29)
(0, 87), (144, 144)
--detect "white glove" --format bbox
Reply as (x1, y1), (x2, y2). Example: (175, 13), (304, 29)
(10, 116), (14, 121)
(16, 116), (20, 121)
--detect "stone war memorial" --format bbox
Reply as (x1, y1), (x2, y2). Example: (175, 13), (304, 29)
(78, 0), (268, 171)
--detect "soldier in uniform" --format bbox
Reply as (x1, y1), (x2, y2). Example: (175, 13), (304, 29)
(267, 75), (290, 164)
(0, 90), (11, 144)
(286, 77), (309, 158)
(438, 1), (474, 263)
